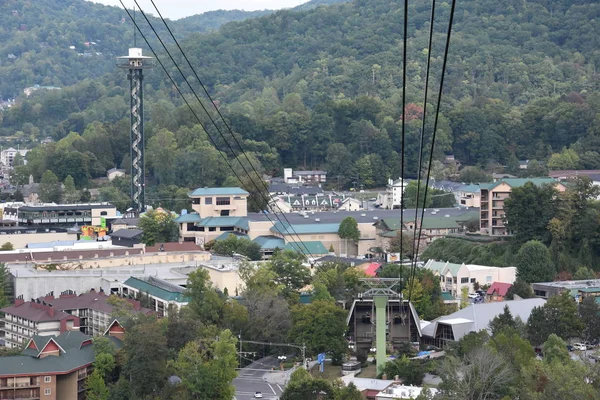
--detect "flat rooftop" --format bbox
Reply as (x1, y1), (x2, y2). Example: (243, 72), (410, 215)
(247, 207), (476, 225)
(533, 279), (600, 289)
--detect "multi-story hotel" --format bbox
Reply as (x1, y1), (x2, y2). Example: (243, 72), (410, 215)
(479, 178), (566, 236)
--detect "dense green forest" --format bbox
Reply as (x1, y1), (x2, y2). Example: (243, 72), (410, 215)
(1, 0), (600, 210)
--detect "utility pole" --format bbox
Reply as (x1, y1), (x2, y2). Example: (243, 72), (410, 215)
(239, 334), (242, 369)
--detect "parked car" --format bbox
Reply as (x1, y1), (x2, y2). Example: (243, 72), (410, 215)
(573, 343), (587, 351)
(254, 392), (263, 398)
(566, 345), (574, 352)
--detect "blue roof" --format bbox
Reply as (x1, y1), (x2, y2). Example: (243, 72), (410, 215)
(196, 217), (249, 230)
(175, 213), (202, 223)
(253, 236), (286, 250)
(214, 232), (250, 241)
(189, 187), (249, 196)
(271, 222), (340, 235)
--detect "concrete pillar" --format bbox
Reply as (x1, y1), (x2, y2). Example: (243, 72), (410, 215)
(374, 295), (388, 373)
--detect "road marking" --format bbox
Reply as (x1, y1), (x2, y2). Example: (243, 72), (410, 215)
(268, 383), (276, 394)
(277, 385), (283, 391)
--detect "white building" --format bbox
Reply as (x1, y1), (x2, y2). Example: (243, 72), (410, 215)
(0, 147), (28, 168)
(377, 178), (407, 209)
(420, 298), (546, 347)
(423, 260), (517, 297)
(338, 197), (362, 211)
(376, 384), (439, 399)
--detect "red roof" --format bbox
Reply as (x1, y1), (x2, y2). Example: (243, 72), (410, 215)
(486, 282), (512, 296)
(365, 263), (381, 277)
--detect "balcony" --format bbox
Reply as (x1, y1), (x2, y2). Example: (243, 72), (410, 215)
(0, 379), (40, 389)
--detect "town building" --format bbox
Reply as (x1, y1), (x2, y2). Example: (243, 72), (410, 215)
(109, 216), (139, 231)
(0, 297), (80, 349)
(283, 168), (327, 184)
(118, 276), (189, 317)
(0, 321), (124, 400)
(338, 197), (363, 211)
(0, 147), (28, 168)
(106, 168), (126, 181)
(1, 290), (152, 347)
(486, 282), (512, 302)
(531, 279), (600, 301)
(377, 178), (408, 209)
(375, 384), (439, 399)
(420, 298), (545, 347)
(423, 260), (516, 297)
(456, 184), (480, 208)
(479, 178), (566, 235)
(109, 228), (143, 247)
(17, 203), (118, 228)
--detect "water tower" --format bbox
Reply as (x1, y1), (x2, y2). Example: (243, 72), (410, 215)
(117, 48), (153, 213)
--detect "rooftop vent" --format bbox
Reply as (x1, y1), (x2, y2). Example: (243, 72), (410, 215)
(361, 213), (366, 217)
(315, 218), (321, 222)
(445, 214), (450, 217)
(373, 216), (379, 220)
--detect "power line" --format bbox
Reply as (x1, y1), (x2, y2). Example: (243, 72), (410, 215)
(409, 0), (457, 303)
(131, 0), (316, 261)
(118, 2), (314, 260)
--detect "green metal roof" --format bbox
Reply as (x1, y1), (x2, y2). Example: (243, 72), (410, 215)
(0, 331), (108, 376)
(455, 210), (480, 222)
(253, 236), (285, 250)
(196, 217), (249, 230)
(175, 213), (202, 223)
(271, 222), (340, 235)
(479, 178), (558, 191)
(123, 277), (189, 303)
(284, 241), (329, 255)
(420, 217), (460, 229)
(441, 292), (456, 301)
(460, 184), (480, 193)
(578, 288), (600, 293)
(214, 231), (250, 241)
(425, 261), (448, 273)
(446, 263), (463, 276)
(189, 187), (249, 196)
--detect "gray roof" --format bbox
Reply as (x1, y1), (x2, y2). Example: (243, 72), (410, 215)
(420, 298), (546, 341)
(19, 203), (116, 212)
(316, 255), (373, 266)
(248, 207), (474, 225)
(189, 187), (248, 196)
(111, 217), (139, 226)
(269, 183), (324, 195)
(110, 229), (143, 239)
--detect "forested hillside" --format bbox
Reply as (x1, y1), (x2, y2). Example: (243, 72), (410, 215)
(1, 0), (599, 210)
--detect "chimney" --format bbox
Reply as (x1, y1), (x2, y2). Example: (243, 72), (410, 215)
(47, 307), (55, 317)
(14, 298), (24, 306)
(44, 294), (54, 301)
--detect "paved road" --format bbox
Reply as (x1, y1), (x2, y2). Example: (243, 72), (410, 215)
(234, 357), (285, 400)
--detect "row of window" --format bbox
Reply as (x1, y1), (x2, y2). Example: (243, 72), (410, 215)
(443, 276), (494, 284)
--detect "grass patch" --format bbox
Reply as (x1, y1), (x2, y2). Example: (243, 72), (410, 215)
(310, 361), (378, 382)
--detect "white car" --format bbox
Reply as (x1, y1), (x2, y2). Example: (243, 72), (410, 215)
(254, 392), (263, 398)
(573, 343), (587, 351)
(467, 293), (479, 299)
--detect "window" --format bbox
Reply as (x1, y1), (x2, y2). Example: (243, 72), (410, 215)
(209, 227), (216, 232)
(44, 376), (51, 383)
(460, 277), (469, 284)
(486, 276), (492, 282)
(100, 211), (108, 216)
(470, 278), (476, 283)
(446, 277), (452, 284)
(216, 197), (231, 206)
(205, 197), (213, 205)
(220, 210), (230, 216)
(44, 388), (51, 396)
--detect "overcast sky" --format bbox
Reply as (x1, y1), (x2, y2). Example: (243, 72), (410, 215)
(87, 0), (309, 20)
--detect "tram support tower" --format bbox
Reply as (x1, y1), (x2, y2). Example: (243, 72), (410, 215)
(117, 48), (153, 213)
